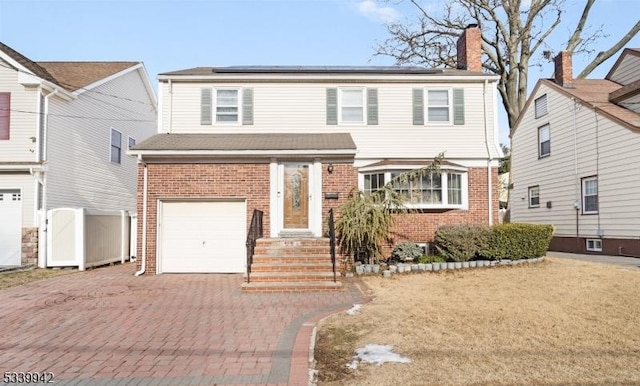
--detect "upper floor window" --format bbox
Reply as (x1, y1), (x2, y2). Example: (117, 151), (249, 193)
(361, 169), (467, 209)
(535, 94), (548, 118)
(582, 176), (598, 214)
(201, 88), (253, 125)
(426, 89), (451, 123)
(0, 92), (10, 140)
(413, 88), (464, 125)
(110, 128), (122, 164)
(528, 186), (540, 208)
(339, 88), (365, 123)
(216, 89), (239, 123)
(539, 124), (550, 158)
(128, 136), (136, 150)
(327, 88), (378, 125)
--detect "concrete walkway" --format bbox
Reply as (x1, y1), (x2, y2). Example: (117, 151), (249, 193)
(0, 263), (363, 385)
(547, 251), (640, 268)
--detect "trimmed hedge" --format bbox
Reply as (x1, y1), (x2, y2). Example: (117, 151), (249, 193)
(392, 242), (423, 262)
(435, 225), (491, 262)
(481, 223), (554, 260)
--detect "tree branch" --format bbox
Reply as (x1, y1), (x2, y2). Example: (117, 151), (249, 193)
(565, 0), (596, 52)
(578, 20), (640, 78)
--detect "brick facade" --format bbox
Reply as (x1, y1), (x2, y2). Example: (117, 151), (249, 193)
(137, 162), (499, 273)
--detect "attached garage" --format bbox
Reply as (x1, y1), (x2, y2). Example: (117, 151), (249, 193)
(0, 189), (22, 266)
(158, 200), (247, 273)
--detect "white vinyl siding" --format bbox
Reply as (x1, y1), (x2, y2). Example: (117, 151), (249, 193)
(0, 61), (40, 163)
(160, 81), (501, 160)
(46, 68), (156, 212)
(511, 81), (640, 239)
(607, 53), (640, 86)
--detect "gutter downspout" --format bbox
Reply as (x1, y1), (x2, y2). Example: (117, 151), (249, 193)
(483, 79), (493, 226)
(572, 99), (580, 251)
(134, 155), (148, 276)
(37, 89), (59, 268)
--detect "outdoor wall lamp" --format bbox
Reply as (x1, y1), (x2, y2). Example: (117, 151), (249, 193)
(327, 163), (334, 174)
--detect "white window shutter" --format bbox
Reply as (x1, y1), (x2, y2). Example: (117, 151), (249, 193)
(326, 88), (338, 125)
(242, 88), (254, 125)
(412, 88), (424, 125)
(367, 88), (378, 125)
(453, 89), (465, 125)
(201, 88), (212, 125)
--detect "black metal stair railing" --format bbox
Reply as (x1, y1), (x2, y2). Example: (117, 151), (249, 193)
(245, 209), (263, 283)
(328, 208), (337, 283)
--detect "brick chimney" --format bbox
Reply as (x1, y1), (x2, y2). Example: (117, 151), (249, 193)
(554, 51), (573, 88)
(457, 24), (482, 72)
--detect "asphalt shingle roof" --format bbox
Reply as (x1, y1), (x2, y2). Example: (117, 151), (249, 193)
(0, 41), (139, 92)
(132, 133), (357, 152)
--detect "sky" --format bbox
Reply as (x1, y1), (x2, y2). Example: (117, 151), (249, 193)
(0, 0), (638, 144)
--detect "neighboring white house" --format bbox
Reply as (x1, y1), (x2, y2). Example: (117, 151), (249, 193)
(510, 49), (640, 256)
(128, 25), (503, 282)
(0, 41), (157, 267)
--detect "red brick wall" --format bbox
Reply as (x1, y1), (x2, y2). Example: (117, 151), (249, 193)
(136, 163), (270, 274)
(137, 163), (499, 272)
(389, 167), (499, 249)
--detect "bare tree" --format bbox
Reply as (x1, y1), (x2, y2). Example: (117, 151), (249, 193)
(375, 0), (640, 129)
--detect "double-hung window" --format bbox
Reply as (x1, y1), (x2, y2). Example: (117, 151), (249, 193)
(413, 88), (464, 125)
(339, 88), (365, 123)
(539, 124), (550, 157)
(110, 128), (122, 164)
(361, 169), (467, 208)
(582, 176), (598, 214)
(528, 186), (540, 208)
(201, 88), (247, 124)
(426, 89), (451, 123)
(216, 89), (239, 123)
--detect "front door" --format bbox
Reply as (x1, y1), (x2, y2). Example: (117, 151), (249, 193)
(283, 164), (309, 229)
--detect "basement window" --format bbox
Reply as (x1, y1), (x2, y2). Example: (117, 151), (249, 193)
(586, 239), (602, 252)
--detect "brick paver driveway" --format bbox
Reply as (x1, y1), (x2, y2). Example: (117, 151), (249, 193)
(0, 263), (363, 385)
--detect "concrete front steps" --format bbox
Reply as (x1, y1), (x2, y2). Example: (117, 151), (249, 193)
(241, 237), (342, 292)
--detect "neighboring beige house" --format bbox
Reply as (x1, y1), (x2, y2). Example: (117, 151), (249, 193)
(0, 42), (157, 267)
(510, 48), (640, 256)
(129, 25), (503, 291)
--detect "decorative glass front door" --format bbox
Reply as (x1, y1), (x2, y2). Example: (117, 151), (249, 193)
(283, 164), (309, 229)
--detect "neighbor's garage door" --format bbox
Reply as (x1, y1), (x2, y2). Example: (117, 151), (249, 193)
(160, 201), (246, 273)
(0, 189), (22, 266)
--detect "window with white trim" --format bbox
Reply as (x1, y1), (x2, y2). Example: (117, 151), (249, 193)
(582, 176), (598, 214)
(110, 128), (122, 164)
(586, 239), (602, 252)
(361, 169), (467, 208)
(426, 89), (451, 123)
(528, 186), (540, 208)
(339, 88), (365, 123)
(535, 94), (548, 118)
(539, 124), (550, 157)
(216, 89), (239, 123)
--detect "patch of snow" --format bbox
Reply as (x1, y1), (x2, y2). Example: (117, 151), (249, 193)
(347, 344), (411, 369)
(346, 304), (362, 315)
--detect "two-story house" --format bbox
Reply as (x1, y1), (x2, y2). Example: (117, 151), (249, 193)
(129, 25), (502, 289)
(510, 49), (640, 256)
(0, 42), (157, 268)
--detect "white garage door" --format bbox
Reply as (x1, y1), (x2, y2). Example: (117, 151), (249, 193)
(160, 201), (246, 273)
(0, 189), (22, 266)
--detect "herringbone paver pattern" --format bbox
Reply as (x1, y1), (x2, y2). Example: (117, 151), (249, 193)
(0, 263), (362, 385)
